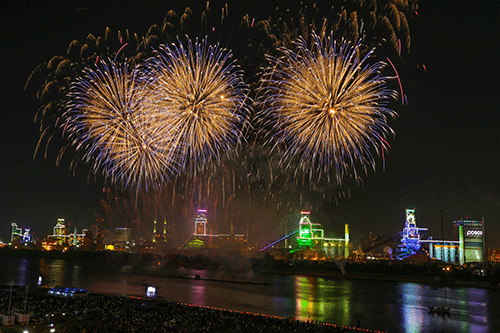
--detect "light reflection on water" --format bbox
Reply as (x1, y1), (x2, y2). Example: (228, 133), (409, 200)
(398, 282), (496, 333)
(400, 283), (427, 333)
(292, 276), (353, 324)
(1, 255), (499, 332)
(294, 276), (315, 320)
(17, 258), (30, 287)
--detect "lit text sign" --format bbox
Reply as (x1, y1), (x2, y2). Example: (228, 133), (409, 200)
(466, 229), (483, 237)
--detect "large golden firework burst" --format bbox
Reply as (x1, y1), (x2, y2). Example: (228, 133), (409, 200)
(258, 33), (398, 184)
(65, 60), (179, 190)
(143, 38), (251, 175)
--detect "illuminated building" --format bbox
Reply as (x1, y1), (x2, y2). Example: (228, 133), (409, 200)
(296, 211), (350, 258)
(182, 209), (246, 250)
(453, 219), (485, 264)
(397, 209), (461, 263)
(260, 212), (350, 259)
(10, 223), (31, 243)
(182, 209), (210, 249)
(194, 210), (208, 236)
(490, 249), (500, 262)
(53, 219), (66, 236)
(397, 209), (428, 259)
(297, 212), (322, 248)
(11, 223), (23, 241)
(427, 239), (460, 264)
(395, 209), (485, 265)
(115, 227), (131, 243)
(22, 229), (31, 243)
(45, 219), (88, 248)
(112, 227), (131, 250)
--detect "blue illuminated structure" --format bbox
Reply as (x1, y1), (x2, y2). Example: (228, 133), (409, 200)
(397, 209), (427, 260)
(396, 210), (474, 264)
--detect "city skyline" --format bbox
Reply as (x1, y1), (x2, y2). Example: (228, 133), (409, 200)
(1, 0), (500, 249)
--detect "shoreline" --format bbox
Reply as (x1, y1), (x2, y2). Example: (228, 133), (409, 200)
(2, 247), (499, 290)
(256, 265), (500, 290)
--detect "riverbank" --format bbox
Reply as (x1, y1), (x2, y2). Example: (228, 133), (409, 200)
(0, 246), (104, 260)
(2, 247), (499, 290)
(265, 265), (500, 289)
(258, 260), (500, 290)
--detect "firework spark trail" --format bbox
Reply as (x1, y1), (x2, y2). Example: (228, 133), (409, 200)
(258, 33), (397, 185)
(64, 60), (179, 190)
(142, 38), (251, 175)
(386, 56), (406, 105)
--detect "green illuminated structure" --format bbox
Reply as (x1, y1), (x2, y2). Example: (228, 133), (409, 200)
(296, 211), (350, 258)
(297, 212), (321, 248)
(454, 219), (485, 264)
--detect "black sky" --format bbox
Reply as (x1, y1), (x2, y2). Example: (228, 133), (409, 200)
(1, 0), (500, 249)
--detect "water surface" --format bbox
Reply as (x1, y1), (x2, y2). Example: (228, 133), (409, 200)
(1, 254), (498, 332)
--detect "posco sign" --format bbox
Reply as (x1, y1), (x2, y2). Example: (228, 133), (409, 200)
(466, 229), (483, 237)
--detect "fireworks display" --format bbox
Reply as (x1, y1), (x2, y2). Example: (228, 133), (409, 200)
(24, 1), (416, 241)
(64, 38), (250, 191)
(258, 34), (397, 184)
(64, 60), (179, 190)
(143, 38), (251, 175)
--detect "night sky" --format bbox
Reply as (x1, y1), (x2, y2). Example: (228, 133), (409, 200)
(1, 1), (499, 250)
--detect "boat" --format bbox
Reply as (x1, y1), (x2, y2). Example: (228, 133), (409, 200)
(428, 306), (451, 315)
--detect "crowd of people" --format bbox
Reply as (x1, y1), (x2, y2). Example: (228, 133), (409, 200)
(0, 285), (382, 333)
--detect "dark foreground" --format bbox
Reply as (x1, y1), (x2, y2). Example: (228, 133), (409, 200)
(0, 286), (383, 333)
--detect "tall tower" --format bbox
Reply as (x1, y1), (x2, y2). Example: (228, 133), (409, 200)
(194, 209), (208, 236)
(152, 219), (157, 243)
(73, 226), (77, 246)
(11, 223), (23, 242)
(344, 224), (350, 258)
(163, 218), (167, 243)
(297, 211), (324, 249)
(53, 219), (66, 236)
(397, 209), (427, 259)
